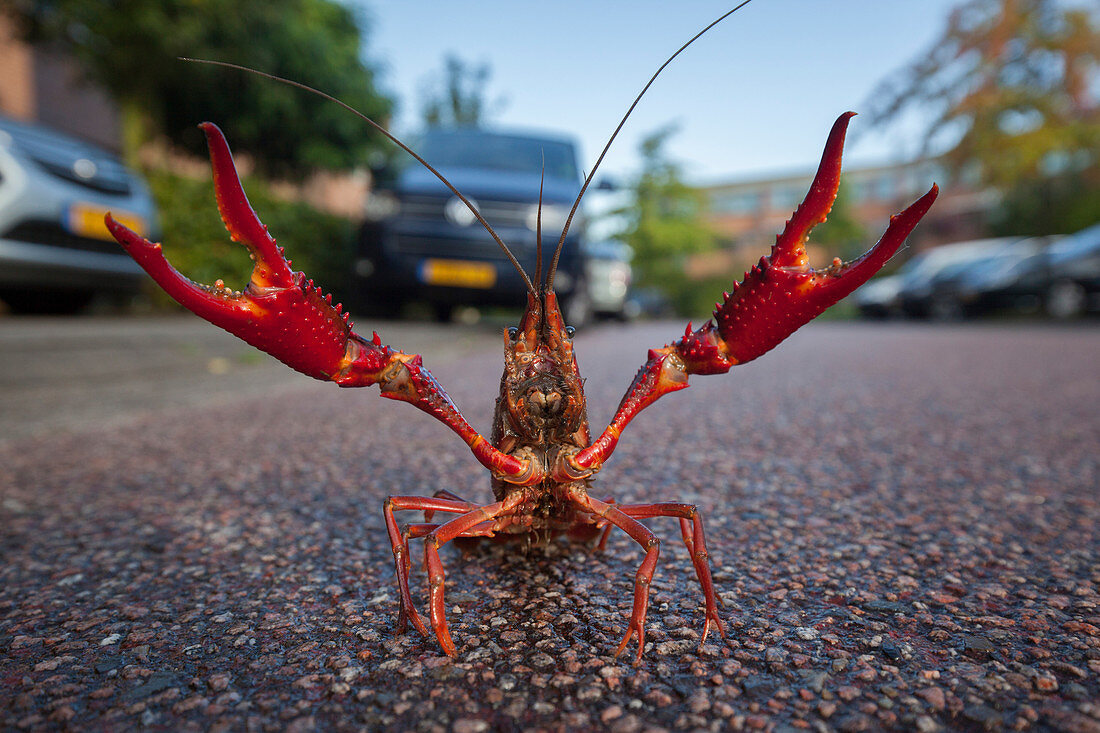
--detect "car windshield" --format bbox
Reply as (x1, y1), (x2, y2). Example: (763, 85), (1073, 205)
(937, 258), (982, 279)
(897, 242), (1011, 282)
(898, 251), (962, 281)
(1048, 223), (1100, 261)
(966, 251), (1025, 278)
(416, 130), (580, 183)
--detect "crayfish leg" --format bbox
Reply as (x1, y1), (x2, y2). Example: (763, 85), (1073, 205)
(426, 489), (475, 523)
(384, 495), (476, 638)
(570, 490), (662, 664)
(422, 499), (514, 657)
(616, 502), (729, 649)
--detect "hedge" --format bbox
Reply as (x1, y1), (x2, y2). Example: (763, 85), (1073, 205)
(142, 168), (356, 310)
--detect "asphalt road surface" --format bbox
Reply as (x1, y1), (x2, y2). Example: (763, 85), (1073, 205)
(1, 316), (1098, 731)
(0, 316), (495, 444)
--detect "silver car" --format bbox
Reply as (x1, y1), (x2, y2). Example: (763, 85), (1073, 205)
(581, 239), (633, 320)
(0, 115), (158, 313)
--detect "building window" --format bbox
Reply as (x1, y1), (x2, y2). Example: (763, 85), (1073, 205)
(873, 175), (895, 201)
(712, 190), (761, 215)
(770, 183), (806, 211)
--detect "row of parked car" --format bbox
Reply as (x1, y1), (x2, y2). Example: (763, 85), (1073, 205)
(2, 113), (1096, 323)
(853, 225), (1100, 320)
(0, 115), (636, 321)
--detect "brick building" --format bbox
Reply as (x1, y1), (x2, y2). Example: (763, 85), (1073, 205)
(693, 159), (999, 277)
(0, 13), (122, 151)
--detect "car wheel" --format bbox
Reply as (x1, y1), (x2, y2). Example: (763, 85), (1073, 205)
(929, 294), (964, 322)
(858, 306), (887, 320)
(431, 302), (455, 323)
(358, 294), (403, 320)
(0, 288), (95, 315)
(1046, 280), (1086, 319)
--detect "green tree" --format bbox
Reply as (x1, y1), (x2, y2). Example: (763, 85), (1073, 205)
(812, 181), (866, 261)
(865, 0), (1100, 234)
(419, 55), (505, 128)
(618, 126), (716, 315)
(10, 0), (393, 175)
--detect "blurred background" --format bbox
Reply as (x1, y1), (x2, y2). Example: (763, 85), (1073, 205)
(0, 0), (1097, 322)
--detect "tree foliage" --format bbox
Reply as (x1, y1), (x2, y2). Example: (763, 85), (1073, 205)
(419, 54), (505, 128)
(811, 182), (867, 262)
(617, 126), (716, 314)
(143, 167), (354, 308)
(866, 0), (1100, 233)
(10, 0), (393, 175)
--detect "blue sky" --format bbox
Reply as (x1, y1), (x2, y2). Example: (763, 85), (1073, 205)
(363, 1), (963, 185)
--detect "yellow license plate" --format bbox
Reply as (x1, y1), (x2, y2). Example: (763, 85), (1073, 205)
(419, 259), (497, 289)
(67, 203), (146, 242)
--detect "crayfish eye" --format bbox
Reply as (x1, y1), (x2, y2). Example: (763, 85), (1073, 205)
(565, 326), (576, 338)
(507, 327), (518, 340)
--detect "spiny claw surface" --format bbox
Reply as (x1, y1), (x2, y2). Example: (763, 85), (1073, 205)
(106, 122), (383, 384)
(677, 113), (938, 373)
(569, 114), (938, 476)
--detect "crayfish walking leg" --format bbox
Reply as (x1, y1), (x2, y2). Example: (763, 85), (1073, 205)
(568, 489), (663, 664)
(614, 503), (726, 645)
(384, 496), (475, 636)
(422, 499), (519, 657)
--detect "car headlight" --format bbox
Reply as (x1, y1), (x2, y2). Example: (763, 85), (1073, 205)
(364, 191), (400, 221)
(607, 262), (630, 298)
(525, 203), (570, 233)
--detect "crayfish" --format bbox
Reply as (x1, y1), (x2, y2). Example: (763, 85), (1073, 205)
(106, 7), (937, 662)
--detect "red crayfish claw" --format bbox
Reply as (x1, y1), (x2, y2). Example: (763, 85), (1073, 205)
(107, 122), (541, 485)
(570, 113), (939, 477)
(706, 112), (939, 367)
(105, 122), (357, 382)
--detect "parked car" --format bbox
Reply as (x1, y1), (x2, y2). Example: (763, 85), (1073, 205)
(854, 238), (1013, 319)
(912, 225), (1100, 320)
(0, 115), (158, 314)
(930, 236), (1059, 319)
(1041, 222), (1100, 318)
(852, 273), (906, 319)
(356, 127), (593, 323)
(895, 238), (1021, 319)
(623, 287), (674, 321)
(581, 240), (633, 320)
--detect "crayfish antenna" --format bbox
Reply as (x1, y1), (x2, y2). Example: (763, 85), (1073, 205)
(546, 0), (756, 291)
(535, 158), (545, 291)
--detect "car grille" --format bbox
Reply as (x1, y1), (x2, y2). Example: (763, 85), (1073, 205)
(401, 195), (530, 229)
(32, 156), (132, 195)
(393, 233), (529, 261)
(3, 221), (124, 255)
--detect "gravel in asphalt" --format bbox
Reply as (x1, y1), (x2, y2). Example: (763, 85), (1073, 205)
(1, 319), (1098, 731)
